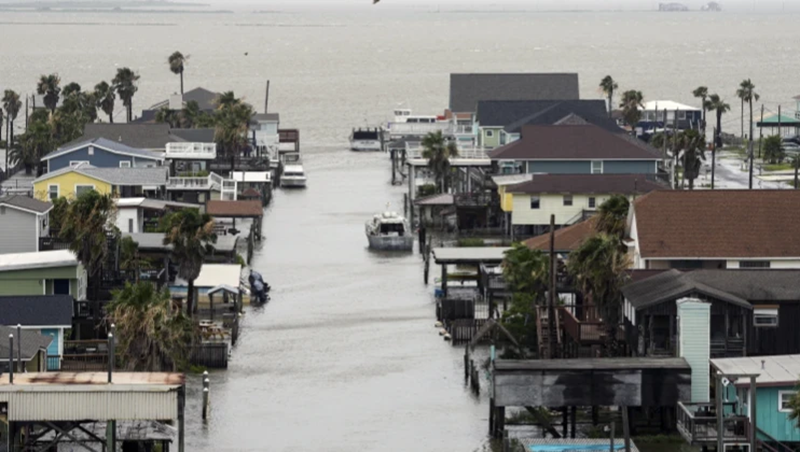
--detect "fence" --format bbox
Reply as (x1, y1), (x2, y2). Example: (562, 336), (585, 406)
(58, 341), (229, 371)
(189, 342), (229, 369)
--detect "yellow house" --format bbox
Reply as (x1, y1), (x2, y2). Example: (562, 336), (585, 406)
(492, 174), (534, 213)
(505, 174), (667, 237)
(33, 164), (167, 202)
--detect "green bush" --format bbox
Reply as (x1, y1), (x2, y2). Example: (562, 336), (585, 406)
(458, 238), (485, 247)
(417, 183), (437, 197)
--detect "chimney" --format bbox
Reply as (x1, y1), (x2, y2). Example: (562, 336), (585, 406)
(169, 93), (183, 111)
(677, 297), (710, 403)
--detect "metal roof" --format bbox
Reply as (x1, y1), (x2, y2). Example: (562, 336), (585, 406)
(0, 295), (73, 327)
(124, 233), (237, 253)
(232, 171), (272, 183)
(414, 193), (454, 206)
(115, 198), (200, 210)
(642, 100), (701, 111)
(189, 264), (242, 288)
(42, 137), (164, 162)
(0, 250), (78, 272)
(432, 247), (511, 264)
(0, 372), (184, 386)
(711, 355), (800, 387)
(0, 195), (53, 215)
(251, 113), (280, 123)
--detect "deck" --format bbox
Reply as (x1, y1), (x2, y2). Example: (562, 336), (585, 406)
(676, 401), (750, 446)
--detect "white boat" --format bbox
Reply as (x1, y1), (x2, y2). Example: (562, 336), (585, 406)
(280, 164), (307, 188)
(365, 211), (414, 251)
(350, 127), (383, 152)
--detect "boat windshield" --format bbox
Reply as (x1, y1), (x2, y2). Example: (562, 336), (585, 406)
(379, 223), (406, 235)
(353, 130), (380, 140)
(284, 172), (304, 177)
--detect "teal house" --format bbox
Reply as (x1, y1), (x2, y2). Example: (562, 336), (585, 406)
(0, 249), (86, 299)
(713, 355), (800, 444)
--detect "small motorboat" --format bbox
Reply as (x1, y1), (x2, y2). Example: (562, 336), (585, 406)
(365, 211), (413, 251)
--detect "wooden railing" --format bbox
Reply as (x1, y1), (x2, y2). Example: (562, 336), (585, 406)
(559, 305), (616, 344)
(757, 427), (796, 452)
(676, 401), (749, 445)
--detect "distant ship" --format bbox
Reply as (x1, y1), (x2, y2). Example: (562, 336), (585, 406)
(701, 2), (722, 11)
(658, 2), (689, 11)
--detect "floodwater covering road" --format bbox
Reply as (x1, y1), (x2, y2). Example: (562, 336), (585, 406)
(184, 149), (489, 452)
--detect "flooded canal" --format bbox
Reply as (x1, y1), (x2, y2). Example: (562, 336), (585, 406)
(185, 149), (489, 452)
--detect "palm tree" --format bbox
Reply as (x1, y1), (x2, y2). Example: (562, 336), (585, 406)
(168, 51), (188, 95)
(106, 282), (197, 371)
(12, 118), (52, 175)
(599, 76), (618, 117)
(421, 130), (458, 193)
(738, 79), (759, 183)
(2, 90), (22, 171)
(676, 129), (706, 190)
(155, 106), (179, 128)
(94, 81), (116, 123)
(692, 86), (709, 133)
(596, 195), (630, 237)
(620, 90), (644, 135)
(567, 233), (630, 357)
(707, 94), (730, 149)
(120, 236), (151, 283)
(112, 67), (140, 122)
(502, 243), (549, 295)
(36, 74), (61, 114)
(792, 155), (800, 189)
(179, 100), (201, 128)
(59, 191), (117, 333)
(161, 209), (217, 317)
(216, 91), (238, 109)
(214, 95), (254, 173)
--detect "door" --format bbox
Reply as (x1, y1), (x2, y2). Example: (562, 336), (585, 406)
(53, 279), (70, 295)
(41, 328), (60, 370)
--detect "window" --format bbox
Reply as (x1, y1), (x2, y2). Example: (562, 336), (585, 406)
(588, 197), (597, 209)
(678, 111), (687, 120)
(75, 185), (95, 197)
(754, 307), (779, 328)
(70, 161), (90, 168)
(779, 391), (796, 412)
(530, 196), (540, 209)
(128, 219), (134, 233)
(486, 129), (494, 138)
(88, 146), (94, 156)
(48, 185), (59, 201)
(563, 195), (573, 206)
(119, 161), (131, 168)
(591, 161), (603, 174)
(740, 261), (771, 269)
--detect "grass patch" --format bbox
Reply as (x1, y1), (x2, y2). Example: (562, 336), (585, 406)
(458, 238), (486, 247)
(764, 163), (793, 172)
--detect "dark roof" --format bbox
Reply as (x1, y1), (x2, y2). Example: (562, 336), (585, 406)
(43, 137), (164, 161)
(0, 195), (52, 214)
(633, 190), (800, 259)
(150, 87), (221, 112)
(206, 200), (263, 217)
(449, 73), (580, 113)
(506, 109), (623, 134)
(506, 174), (667, 195)
(488, 124), (661, 160)
(0, 326), (52, 361)
(524, 216), (598, 253)
(622, 269), (800, 310)
(169, 128), (215, 143)
(476, 100), (606, 128)
(72, 124), (176, 150)
(251, 113), (280, 123)
(0, 295), (73, 326)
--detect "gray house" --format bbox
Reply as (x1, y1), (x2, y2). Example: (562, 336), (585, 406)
(0, 195), (53, 254)
(42, 137), (164, 173)
(489, 124), (662, 175)
(449, 73), (580, 115)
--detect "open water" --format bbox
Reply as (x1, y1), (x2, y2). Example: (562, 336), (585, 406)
(1, 6), (798, 451)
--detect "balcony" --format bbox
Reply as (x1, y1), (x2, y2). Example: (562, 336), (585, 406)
(167, 176), (212, 190)
(677, 401), (749, 446)
(406, 145), (491, 160)
(166, 142), (217, 160)
(387, 122), (454, 137)
(561, 305), (624, 345)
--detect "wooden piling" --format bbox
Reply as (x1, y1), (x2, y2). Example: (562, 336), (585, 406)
(202, 371), (210, 421)
(622, 406), (631, 452)
(570, 406), (577, 439)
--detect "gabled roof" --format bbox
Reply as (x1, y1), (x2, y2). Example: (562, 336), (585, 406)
(506, 174), (667, 195)
(206, 200), (263, 217)
(0, 294), (73, 327)
(488, 124), (662, 160)
(34, 164), (168, 187)
(505, 108), (623, 134)
(42, 137), (164, 162)
(524, 216), (599, 253)
(0, 195), (53, 215)
(632, 190), (800, 259)
(449, 73), (580, 113)
(0, 326), (52, 361)
(622, 269), (752, 310)
(475, 99), (607, 128)
(115, 198), (200, 210)
(149, 87), (221, 111)
(169, 128), (215, 143)
(0, 250), (78, 272)
(712, 355), (800, 387)
(68, 123), (177, 150)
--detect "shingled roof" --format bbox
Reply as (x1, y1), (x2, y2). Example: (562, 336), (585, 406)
(0, 326), (52, 361)
(524, 216), (599, 253)
(0, 195), (53, 215)
(632, 190), (800, 259)
(42, 137), (164, 162)
(206, 200), (263, 217)
(506, 174), (667, 195)
(449, 73), (579, 113)
(489, 124), (662, 160)
(0, 295), (73, 327)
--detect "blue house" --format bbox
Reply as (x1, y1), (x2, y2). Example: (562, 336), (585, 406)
(0, 294), (73, 370)
(488, 124), (662, 175)
(42, 137), (164, 173)
(638, 100), (703, 136)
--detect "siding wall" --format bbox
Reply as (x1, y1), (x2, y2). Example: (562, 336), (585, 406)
(481, 127), (502, 148)
(2, 390), (179, 421)
(677, 299), (710, 403)
(511, 193), (610, 226)
(34, 172), (111, 201)
(756, 387), (800, 442)
(0, 207), (37, 254)
(48, 145), (161, 172)
(726, 260), (800, 269)
(117, 208), (143, 234)
(0, 265), (82, 297)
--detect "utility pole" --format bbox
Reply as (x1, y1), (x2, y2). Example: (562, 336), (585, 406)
(778, 105), (783, 138)
(748, 140), (754, 189)
(673, 109), (679, 189)
(758, 104), (764, 159)
(264, 80), (270, 113)
(711, 127), (717, 190)
(548, 214), (557, 360)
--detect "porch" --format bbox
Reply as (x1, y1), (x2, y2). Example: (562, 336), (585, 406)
(676, 401), (750, 446)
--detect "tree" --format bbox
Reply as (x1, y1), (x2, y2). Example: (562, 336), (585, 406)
(692, 86), (709, 133)
(59, 191), (117, 332)
(12, 118), (52, 175)
(736, 80), (759, 141)
(49, 196), (69, 231)
(36, 74), (61, 114)
(620, 90), (644, 135)
(94, 81), (116, 123)
(792, 155), (800, 190)
(707, 94), (730, 148)
(155, 105), (179, 128)
(420, 130), (458, 193)
(567, 233), (630, 357)
(120, 236), (152, 283)
(106, 282), (197, 372)
(2, 90), (22, 171)
(168, 51), (188, 95)
(763, 135), (784, 164)
(596, 195), (630, 237)
(112, 67), (140, 122)
(60, 82), (97, 123)
(179, 100), (201, 128)
(161, 209), (216, 317)
(214, 94), (254, 173)
(502, 243), (549, 295)
(599, 76), (618, 117)
(677, 129), (707, 190)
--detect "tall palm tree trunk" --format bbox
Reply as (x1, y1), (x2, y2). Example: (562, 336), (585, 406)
(794, 164), (798, 189)
(109, 110), (114, 124)
(740, 98), (744, 138)
(187, 278), (195, 317)
(2, 117), (6, 172)
(180, 71), (184, 96)
(716, 112), (723, 148)
(607, 93), (613, 117)
(711, 147), (716, 189)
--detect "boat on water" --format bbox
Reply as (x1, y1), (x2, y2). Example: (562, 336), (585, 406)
(365, 211), (414, 251)
(349, 127), (384, 152)
(280, 164), (307, 188)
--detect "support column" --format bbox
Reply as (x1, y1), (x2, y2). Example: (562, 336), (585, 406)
(750, 376), (757, 452)
(106, 420), (116, 452)
(178, 385), (186, 452)
(493, 406), (505, 439)
(570, 406), (576, 439)
(441, 263), (448, 298)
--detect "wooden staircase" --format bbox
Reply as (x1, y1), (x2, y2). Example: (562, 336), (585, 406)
(537, 306), (562, 359)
